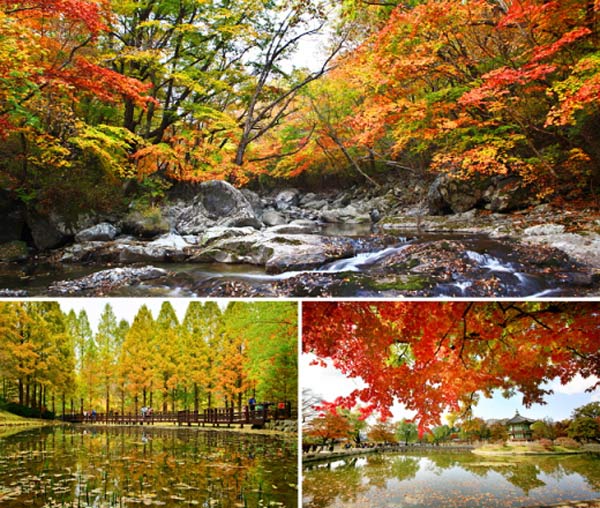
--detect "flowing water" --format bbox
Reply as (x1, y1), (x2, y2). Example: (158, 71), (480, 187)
(0, 425), (297, 507)
(303, 451), (600, 508)
(0, 230), (590, 296)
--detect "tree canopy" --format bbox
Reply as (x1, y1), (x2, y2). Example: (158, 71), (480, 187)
(302, 301), (600, 434)
(1, 0), (598, 213)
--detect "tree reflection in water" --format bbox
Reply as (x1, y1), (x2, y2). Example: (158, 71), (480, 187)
(303, 451), (600, 508)
(0, 425), (297, 507)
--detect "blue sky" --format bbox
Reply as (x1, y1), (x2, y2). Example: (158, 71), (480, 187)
(301, 353), (599, 423)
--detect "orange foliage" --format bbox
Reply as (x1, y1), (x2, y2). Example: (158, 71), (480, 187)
(303, 302), (600, 435)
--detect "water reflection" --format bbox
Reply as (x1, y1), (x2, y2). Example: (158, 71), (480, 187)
(303, 452), (600, 508)
(0, 425), (297, 507)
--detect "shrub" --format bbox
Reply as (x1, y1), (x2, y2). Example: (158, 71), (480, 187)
(554, 437), (581, 450)
(3, 402), (55, 420)
(538, 438), (554, 451)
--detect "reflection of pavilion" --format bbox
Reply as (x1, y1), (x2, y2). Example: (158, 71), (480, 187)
(505, 411), (536, 441)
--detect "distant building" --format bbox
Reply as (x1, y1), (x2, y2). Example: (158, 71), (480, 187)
(505, 411), (536, 441)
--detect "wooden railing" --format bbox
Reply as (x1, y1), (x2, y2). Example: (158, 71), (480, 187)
(61, 402), (295, 428)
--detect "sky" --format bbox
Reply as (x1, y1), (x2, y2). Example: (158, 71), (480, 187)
(301, 353), (600, 423)
(57, 298), (228, 331)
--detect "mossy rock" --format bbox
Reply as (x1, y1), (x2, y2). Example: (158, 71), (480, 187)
(123, 207), (170, 238)
(0, 241), (28, 262)
(356, 273), (432, 292)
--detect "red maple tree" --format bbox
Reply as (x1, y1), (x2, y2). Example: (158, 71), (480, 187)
(303, 302), (600, 435)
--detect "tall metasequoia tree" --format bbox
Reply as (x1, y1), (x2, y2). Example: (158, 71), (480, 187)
(95, 303), (121, 415)
(303, 301), (600, 435)
(120, 305), (155, 414)
(180, 302), (221, 412)
(153, 301), (180, 412)
(242, 301), (298, 405)
(217, 302), (251, 411)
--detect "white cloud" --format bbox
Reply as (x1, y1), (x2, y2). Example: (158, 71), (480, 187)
(549, 374), (599, 395)
(301, 353), (366, 402)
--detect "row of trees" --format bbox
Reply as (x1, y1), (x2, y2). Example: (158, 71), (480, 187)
(304, 402), (600, 449)
(0, 300), (297, 417)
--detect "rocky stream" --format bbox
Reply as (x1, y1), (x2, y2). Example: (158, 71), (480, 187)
(0, 178), (598, 297)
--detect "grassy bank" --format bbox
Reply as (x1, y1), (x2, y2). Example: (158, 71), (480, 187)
(0, 409), (57, 438)
(473, 442), (587, 456)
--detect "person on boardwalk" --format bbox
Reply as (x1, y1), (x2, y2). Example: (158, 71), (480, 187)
(249, 397), (256, 412)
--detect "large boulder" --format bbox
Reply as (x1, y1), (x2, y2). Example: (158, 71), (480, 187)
(427, 173), (533, 215)
(187, 230), (356, 273)
(26, 211), (71, 250)
(427, 173), (488, 215)
(176, 180), (261, 234)
(48, 266), (168, 295)
(122, 208), (171, 238)
(485, 176), (533, 213)
(61, 234), (191, 264)
(320, 205), (371, 224)
(240, 188), (264, 216)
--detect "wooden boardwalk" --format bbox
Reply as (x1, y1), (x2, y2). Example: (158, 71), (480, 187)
(61, 402), (294, 428)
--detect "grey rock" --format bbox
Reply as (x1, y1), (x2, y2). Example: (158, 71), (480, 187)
(199, 226), (256, 245)
(320, 205), (370, 224)
(27, 211), (69, 250)
(0, 289), (28, 297)
(523, 224), (566, 236)
(123, 208), (170, 238)
(521, 230), (600, 268)
(427, 173), (487, 215)
(267, 223), (319, 235)
(75, 222), (119, 242)
(262, 210), (287, 226)
(428, 173), (534, 215)
(275, 189), (300, 210)
(299, 192), (317, 205)
(332, 193), (352, 208)
(240, 188), (264, 216)
(48, 266), (168, 295)
(176, 180), (261, 234)
(302, 198), (329, 210)
(187, 231), (356, 273)
(486, 177), (533, 213)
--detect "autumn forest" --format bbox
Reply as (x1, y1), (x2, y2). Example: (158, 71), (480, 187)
(1, 0), (599, 217)
(0, 300), (297, 418)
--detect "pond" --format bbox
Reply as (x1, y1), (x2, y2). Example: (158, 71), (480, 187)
(302, 451), (600, 508)
(0, 425), (297, 507)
